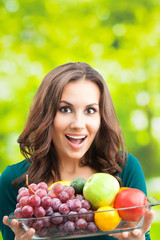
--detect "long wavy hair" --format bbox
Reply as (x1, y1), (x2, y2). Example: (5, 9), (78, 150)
(13, 62), (126, 187)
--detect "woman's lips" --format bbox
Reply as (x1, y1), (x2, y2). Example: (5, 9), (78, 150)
(65, 135), (87, 150)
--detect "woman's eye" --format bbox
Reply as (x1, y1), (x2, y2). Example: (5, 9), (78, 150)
(59, 106), (72, 113)
(85, 108), (96, 114)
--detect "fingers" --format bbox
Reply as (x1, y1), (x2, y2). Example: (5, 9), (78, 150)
(111, 231), (133, 239)
(3, 217), (26, 236)
(109, 230), (142, 240)
(121, 231), (130, 238)
(12, 219), (32, 237)
(3, 216), (11, 227)
(129, 210), (154, 239)
(3, 216), (35, 240)
(130, 229), (142, 238)
(109, 210), (154, 240)
(141, 209), (154, 233)
(16, 228), (35, 240)
(109, 232), (129, 240)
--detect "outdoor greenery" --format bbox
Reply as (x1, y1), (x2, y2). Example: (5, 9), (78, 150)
(0, 0), (160, 239)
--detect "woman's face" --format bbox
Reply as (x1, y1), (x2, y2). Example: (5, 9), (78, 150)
(52, 79), (101, 162)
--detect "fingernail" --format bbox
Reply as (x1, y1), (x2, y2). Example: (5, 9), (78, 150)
(123, 232), (128, 238)
(28, 229), (35, 236)
(134, 230), (139, 236)
(12, 220), (16, 226)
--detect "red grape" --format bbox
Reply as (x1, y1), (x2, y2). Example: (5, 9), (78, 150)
(59, 191), (69, 203)
(18, 187), (28, 194)
(34, 206), (45, 217)
(68, 211), (78, 221)
(75, 218), (87, 230)
(48, 189), (57, 199)
(53, 183), (64, 196)
(32, 219), (44, 229)
(42, 218), (51, 227)
(22, 205), (34, 218)
(17, 189), (30, 201)
(69, 199), (82, 211)
(52, 198), (62, 211)
(41, 196), (52, 208)
(59, 203), (70, 215)
(35, 189), (47, 199)
(51, 212), (63, 224)
(14, 207), (24, 219)
(28, 183), (38, 194)
(29, 195), (41, 207)
(57, 223), (65, 232)
(16, 203), (21, 208)
(64, 186), (75, 198)
(75, 195), (84, 201)
(37, 182), (48, 190)
(25, 219), (33, 227)
(64, 221), (75, 232)
(81, 199), (91, 210)
(85, 210), (94, 222)
(86, 222), (98, 233)
(19, 196), (30, 207)
(45, 206), (54, 216)
(78, 208), (88, 219)
(36, 227), (48, 237)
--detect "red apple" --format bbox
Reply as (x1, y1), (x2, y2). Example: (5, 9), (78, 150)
(114, 188), (148, 222)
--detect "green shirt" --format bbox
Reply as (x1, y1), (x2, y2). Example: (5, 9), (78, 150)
(0, 153), (151, 240)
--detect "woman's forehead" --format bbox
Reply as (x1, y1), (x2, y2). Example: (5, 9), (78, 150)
(60, 79), (100, 103)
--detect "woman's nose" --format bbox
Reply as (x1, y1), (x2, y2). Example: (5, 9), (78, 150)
(70, 113), (85, 129)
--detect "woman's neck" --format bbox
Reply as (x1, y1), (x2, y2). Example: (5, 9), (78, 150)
(58, 158), (97, 181)
(59, 158), (80, 180)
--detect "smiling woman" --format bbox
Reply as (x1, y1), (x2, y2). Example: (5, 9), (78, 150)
(0, 62), (154, 240)
(12, 62), (125, 185)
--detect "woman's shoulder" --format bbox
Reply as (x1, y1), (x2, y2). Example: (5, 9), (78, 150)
(0, 159), (30, 184)
(123, 152), (144, 173)
(119, 152), (147, 193)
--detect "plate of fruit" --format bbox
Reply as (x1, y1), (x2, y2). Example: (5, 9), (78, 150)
(9, 173), (160, 239)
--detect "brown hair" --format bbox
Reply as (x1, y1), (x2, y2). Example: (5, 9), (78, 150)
(13, 62), (126, 186)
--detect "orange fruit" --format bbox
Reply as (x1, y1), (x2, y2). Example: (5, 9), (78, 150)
(94, 206), (121, 231)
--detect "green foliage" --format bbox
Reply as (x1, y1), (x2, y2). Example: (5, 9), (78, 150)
(0, 0), (160, 237)
(150, 222), (160, 239)
(0, 0), (160, 177)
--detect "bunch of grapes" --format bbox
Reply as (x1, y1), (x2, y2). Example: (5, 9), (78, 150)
(14, 181), (98, 237)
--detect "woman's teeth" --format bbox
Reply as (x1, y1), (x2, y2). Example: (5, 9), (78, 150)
(66, 135), (85, 139)
(66, 135), (86, 144)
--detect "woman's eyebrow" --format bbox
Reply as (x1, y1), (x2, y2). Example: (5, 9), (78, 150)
(60, 100), (99, 107)
(86, 103), (99, 107)
(60, 100), (73, 106)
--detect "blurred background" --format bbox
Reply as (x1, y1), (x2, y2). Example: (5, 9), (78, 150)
(0, 0), (160, 239)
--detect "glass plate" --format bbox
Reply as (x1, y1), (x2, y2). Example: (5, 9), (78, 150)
(9, 197), (160, 239)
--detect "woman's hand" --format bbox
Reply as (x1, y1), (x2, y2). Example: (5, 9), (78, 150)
(3, 216), (35, 240)
(109, 209), (154, 240)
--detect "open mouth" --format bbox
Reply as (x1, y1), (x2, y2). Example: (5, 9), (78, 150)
(65, 135), (86, 145)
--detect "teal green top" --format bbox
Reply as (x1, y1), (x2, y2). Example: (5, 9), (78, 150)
(0, 153), (151, 240)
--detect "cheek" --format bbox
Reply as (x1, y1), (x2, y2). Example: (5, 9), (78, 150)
(52, 116), (62, 137)
(52, 114), (69, 135)
(89, 118), (101, 136)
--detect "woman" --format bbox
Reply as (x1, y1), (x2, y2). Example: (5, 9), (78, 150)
(0, 62), (154, 240)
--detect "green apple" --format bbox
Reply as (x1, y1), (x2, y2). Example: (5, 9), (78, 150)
(83, 173), (120, 209)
